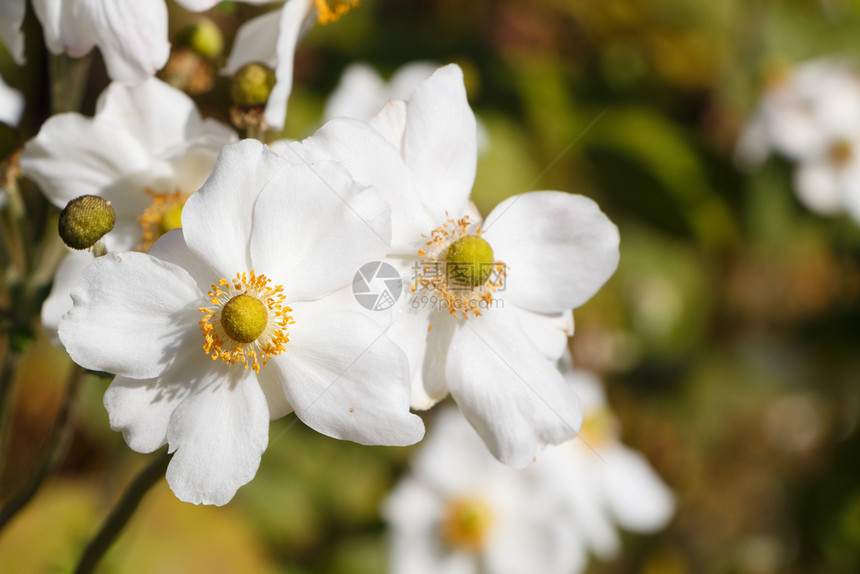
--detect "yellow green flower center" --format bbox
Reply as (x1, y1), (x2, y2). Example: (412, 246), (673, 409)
(413, 216), (506, 320)
(445, 234), (495, 288)
(578, 407), (617, 449)
(199, 271), (293, 372)
(220, 294), (268, 343)
(441, 497), (494, 552)
(138, 189), (188, 251)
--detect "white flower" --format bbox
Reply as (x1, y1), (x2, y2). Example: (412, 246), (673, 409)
(0, 0), (26, 64)
(792, 135), (860, 219)
(384, 406), (587, 574)
(57, 139), (424, 505)
(0, 71), (24, 126)
(20, 77), (237, 343)
(736, 59), (860, 166)
(287, 64), (620, 466)
(225, 0), (357, 130)
(532, 367), (675, 560)
(323, 61), (439, 122)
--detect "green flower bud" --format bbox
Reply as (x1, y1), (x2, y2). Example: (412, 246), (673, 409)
(231, 63), (276, 107)
(58, 195), (115, 250)
(445, 235), (495, 288)
(176, 20), (224, 60)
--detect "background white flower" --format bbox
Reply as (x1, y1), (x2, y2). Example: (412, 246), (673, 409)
(0, 71), (24, 127)
(20, 77), (237, 343)
(384, 406), (587, 574)
(0, 0), (26, 64)
(57, 139), (424, 505)
(290, 64), (620, 467)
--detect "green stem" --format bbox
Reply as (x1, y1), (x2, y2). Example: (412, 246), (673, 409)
(74, 450), (172, 574)
(0, 339), (21, 497)
(0, 363), (85, 531)
(49, 53), (92, 114)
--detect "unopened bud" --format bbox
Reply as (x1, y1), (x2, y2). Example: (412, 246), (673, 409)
(59, 195), (115, 250)
(231, 63), (276, 107)
(176, 20), (224, 60)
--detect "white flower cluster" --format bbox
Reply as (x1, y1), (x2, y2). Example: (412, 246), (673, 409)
(737, 59), (860, 222)
(384, 364), (675, 574)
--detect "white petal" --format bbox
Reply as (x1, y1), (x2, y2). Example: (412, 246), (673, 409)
(40, 250), (93, 346)
(249, 156), (391, 301)
(419, 310), (454, 406)
(32, 0), (94, 57)
(181, 140), (282, 278)
(0, 72), (23, 126)
(483, 191), (620, 313)
(601, 445), (675, 532)
(389, 62), (438, 100)
(264, 0), (316, 130)
(369, 99), (408, 151)
(223, 9), (281, 74)
(166, 366), (269, 505)
(270, 306), (424, 445)
(95, 78), (223, 155)
(323, 63), (387, 121)
(148, 228), (219, 293)
(81, 0), (169, 84)
(253, 361), (294, 420)
(0, 0), (26, 63)
(297, 118), (435, 250)
(19, 112), (153, 213)
(508, 306), (573, 360)
(387, 301), (435, 409)
(58, 252), (202, 379)
(445, 308), (583, 467)
(103, 346), (205, 453)
(402, 64), (477, 217)
(793, 161), (845, 215)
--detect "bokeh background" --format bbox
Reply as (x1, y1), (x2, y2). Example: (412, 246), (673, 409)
(2, 0), (860, 572)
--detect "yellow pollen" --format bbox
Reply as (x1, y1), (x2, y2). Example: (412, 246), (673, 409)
(313, 0), (358, 24)
(138, 189), (188, 251)
(830, 139), (854, 167)
(198, 270), (293, 373)
(413, 216), (506, 320)
(578, 408), (617, 449)
(221, 294), (268, 343)
(441, 497), (494, 552)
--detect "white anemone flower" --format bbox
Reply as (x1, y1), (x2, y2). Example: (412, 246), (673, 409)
(792, 135), (860, 218)
(383, 406), (587, 574)
(225, 0), (357, 131)
(533, 367), (675, 560)
(0, 71), (24, 126)
(0, 0), (26, 64)
(20, 77), (237, 343)
(57, 139), (424, 505)
(284, 64), (620, 466)
(26, 0), (273, 84)
(735, 59), (860, 167)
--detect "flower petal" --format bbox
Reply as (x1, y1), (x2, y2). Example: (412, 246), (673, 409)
(223, 9), (281, 74)
(165, 365), (269, 505)
(58, 252), (202, 379)
(248, 156), (391, 301)
(41, 250), (93, 346)
(369, 99), (408, 151)
(444, 308), (583, 467)
(19, 112), (153, 213)
(264, 0), (316, 130)
(81, 0), (170, 84)
(0, 72), (24, 127)
(483, 191), (620, 314)
(32, 0), (94, 57)
(401, 64), (476, 217)
(0, 0), (26, 64)
(296, 118), (435, 250)
(181, 140), (282, 278)
(388, 302), (435, 409)
(508, 306), (573, 361)
(270, 305), (424, 446)
(103, 346), (204, 453)
(601, 445), (675, 532)
(793, 160), (844, 215)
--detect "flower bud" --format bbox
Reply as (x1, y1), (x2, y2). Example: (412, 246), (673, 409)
(231, 63), (276, 107)
(176, 20), (224, 60)
(58, 195), (115, 250)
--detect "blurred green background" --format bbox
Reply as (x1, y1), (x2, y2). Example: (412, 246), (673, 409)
(2, 0), (860, 572)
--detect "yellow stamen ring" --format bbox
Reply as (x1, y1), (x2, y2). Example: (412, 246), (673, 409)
(138, 189), (188, 251)
(413, 215), (506, 320)
(313, 0), (358, 24)
(441, 496), (494, 552)
(198, 270), (293, 373)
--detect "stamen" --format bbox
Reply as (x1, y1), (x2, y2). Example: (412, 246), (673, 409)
(314, 0), (358, 24)
(198, 270), (293, 373)
(413, 215), (506, 320)
(441, 496), (494, 552)
(138, 189), (188, 251)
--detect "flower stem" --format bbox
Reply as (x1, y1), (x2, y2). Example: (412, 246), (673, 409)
(49, 53), (92, 114)
(0, 363), (85, 532)
(74, 450), (172, 574)
(0, 338), (21, 497)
